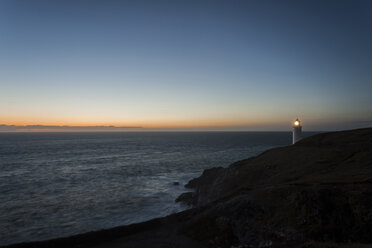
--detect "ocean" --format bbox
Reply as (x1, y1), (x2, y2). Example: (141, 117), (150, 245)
(0, 131), (316, 246)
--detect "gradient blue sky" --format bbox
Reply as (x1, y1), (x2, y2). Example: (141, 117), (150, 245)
(0, 0), (371, 131)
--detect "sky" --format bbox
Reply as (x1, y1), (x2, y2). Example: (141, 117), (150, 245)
(0, 0), (371, 131)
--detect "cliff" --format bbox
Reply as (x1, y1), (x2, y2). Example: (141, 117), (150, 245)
(176, 128), (372, 247)
(178, 128), (372, 206)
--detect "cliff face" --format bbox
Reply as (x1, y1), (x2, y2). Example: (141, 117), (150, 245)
(176, 128), (372, 247)
(178, 128), (372, 207)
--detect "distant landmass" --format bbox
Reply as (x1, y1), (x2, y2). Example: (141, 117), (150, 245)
(0, 125), (142, 132)
(2, 128), (372, 248)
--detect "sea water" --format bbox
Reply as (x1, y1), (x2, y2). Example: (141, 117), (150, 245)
(0, 131), (316, 246)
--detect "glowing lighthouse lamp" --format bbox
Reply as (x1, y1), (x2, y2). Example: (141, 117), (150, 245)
(292, 118), (302, 144)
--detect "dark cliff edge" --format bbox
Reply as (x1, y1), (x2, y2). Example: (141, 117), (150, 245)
(2, 128), (372, 248)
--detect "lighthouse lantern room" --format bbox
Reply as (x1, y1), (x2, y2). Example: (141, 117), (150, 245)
(292, 118), (302, 144)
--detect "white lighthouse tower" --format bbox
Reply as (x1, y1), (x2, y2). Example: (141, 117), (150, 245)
(292, 118), (302, 144)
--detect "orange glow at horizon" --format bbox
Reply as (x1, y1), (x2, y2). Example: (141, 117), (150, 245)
(0, 110), (304, 130)
(1, 117), (282, 129)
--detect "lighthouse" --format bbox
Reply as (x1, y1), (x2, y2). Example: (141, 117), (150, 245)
(292, 118), (302, 144)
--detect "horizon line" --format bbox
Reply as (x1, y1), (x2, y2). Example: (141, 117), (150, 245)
(0, 124), (143, 132)
(1, 124), (370, 133)
(0, 123), (355, 133)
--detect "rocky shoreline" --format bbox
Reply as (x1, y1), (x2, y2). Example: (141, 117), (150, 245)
(2, 128), (372, 248)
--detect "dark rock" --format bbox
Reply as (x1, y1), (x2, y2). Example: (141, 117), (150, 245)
(175, 192), (195, 206)
(181, 128), (372, 207)
(184, 167), (224, 189)
(173, 181), (180, 185)
(174, 128), (372, 247)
